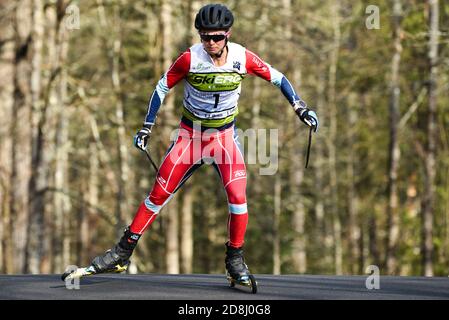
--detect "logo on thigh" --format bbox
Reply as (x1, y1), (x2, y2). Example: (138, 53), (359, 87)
(234, 170), (246, 178)
(157, 175), (167, 185)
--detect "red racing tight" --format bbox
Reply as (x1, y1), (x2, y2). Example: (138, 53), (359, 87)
(130, 121), (248, 248)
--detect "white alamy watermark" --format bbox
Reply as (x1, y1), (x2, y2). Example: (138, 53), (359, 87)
(237, 127), (279, 176)
(166, 122), (279, 176)
(365, 265), (380, 290)
(365, 5), (380, 30)
(64, 265), (80, 290)
(65, 4), (80, 30)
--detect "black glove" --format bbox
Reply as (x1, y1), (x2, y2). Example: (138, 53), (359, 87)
(293, 102), (319, 132)
(133, 124), (152, 151)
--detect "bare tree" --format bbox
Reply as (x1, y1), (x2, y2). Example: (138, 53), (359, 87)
(178, 0), (200, 275)
(273, 174), (282, 274)
(160, 0), (180, 274)
(386, 0), (403, 275)
(180, 185), (194, 274)
(43, 0), (72, 273)
(421, 0), (439, 277)
(314, 62), (330, 271)
(112, 3), (132, 235)
(289, 143), (307, 274)
(346, 94), (361, 274)
(284, 0), (307, 274)
(328, 0), (342, 275)
(10, 0), (33, 274)
(25, 0), (47, 274)
(0, 0), (17, 274)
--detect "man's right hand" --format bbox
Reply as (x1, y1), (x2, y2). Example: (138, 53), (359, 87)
(133, 125), (152, 151)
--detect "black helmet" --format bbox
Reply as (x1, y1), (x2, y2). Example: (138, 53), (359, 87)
(195, 4), (234, 30)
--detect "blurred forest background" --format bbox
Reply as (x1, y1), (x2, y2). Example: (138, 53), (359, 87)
(0, 0), (449, 276)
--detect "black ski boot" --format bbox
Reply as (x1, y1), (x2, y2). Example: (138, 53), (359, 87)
(225, 243), (251, 281)
(91, 227), (141, 274)
(225, 243), (257, 293)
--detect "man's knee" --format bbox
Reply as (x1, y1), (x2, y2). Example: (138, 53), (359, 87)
(227, 190), (247, 214)
(227, 191), (246, 205)
(148, 182), (172, 207)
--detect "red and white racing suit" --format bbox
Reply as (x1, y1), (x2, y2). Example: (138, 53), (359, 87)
(129, 42), (303, 248)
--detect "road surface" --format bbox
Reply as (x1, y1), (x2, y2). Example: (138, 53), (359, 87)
(1, 274), (449, 300)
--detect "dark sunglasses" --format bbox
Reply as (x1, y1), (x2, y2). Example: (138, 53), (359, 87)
(199, 33), (228, 42)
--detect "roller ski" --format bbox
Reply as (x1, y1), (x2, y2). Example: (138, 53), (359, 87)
(61, 227), (140, 282)
(225, 243), (258, 294)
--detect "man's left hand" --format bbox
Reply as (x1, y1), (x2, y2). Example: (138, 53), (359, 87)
(295, 106), (319, 132)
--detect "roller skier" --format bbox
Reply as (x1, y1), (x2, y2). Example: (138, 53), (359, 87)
(62, 4), (319, 293)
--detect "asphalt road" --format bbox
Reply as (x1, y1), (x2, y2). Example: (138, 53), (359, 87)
(1, 274), (449, 300)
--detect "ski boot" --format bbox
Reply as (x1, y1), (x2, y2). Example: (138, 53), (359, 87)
(61, 227), (140, 282)
(225, 243), (257, 293)
(91, 227), (140, 274)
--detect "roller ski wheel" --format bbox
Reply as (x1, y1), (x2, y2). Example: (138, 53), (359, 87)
(227, 272), (258, 294)
(61, 261), (129, 282)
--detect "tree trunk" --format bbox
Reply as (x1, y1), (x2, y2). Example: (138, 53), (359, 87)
(272, 4), (285, 275)
(347, 94), (361, 274)
(78, 190), (89, 267)
(328, 0), (343, 275)
(112, 3), (131, 236)
(10, 0), (33, 274)
(178, 0), (197, 275)
(422, 0), (439, 277)
(86, 143), (100, 262)
(250, 2), (268, 131)
(160, 0), (179, 274)
(166, 201), (179, 274)
(0, 0), (16, 274)
(314, 64), (329, 271)
(46, 0), (71, 273)
(359, 92), (380, 266)
(273, 174), (282, 275)
(180, 186), (194, 274)
(386, 0), (403, 275)
(290, 152), (307, 274)
(249, 6), (268, 221)
(25, 0), (46, 274)
(41, 2), (57, 274)
(445, 166), (449, 270)
(289, 65), (307, 274)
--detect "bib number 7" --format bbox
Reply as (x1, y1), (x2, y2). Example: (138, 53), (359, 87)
(213, 94), (220, 108)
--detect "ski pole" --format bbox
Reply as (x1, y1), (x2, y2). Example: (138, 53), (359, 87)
(144, 149), (159, 173)
(305, 126), (314, 169)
